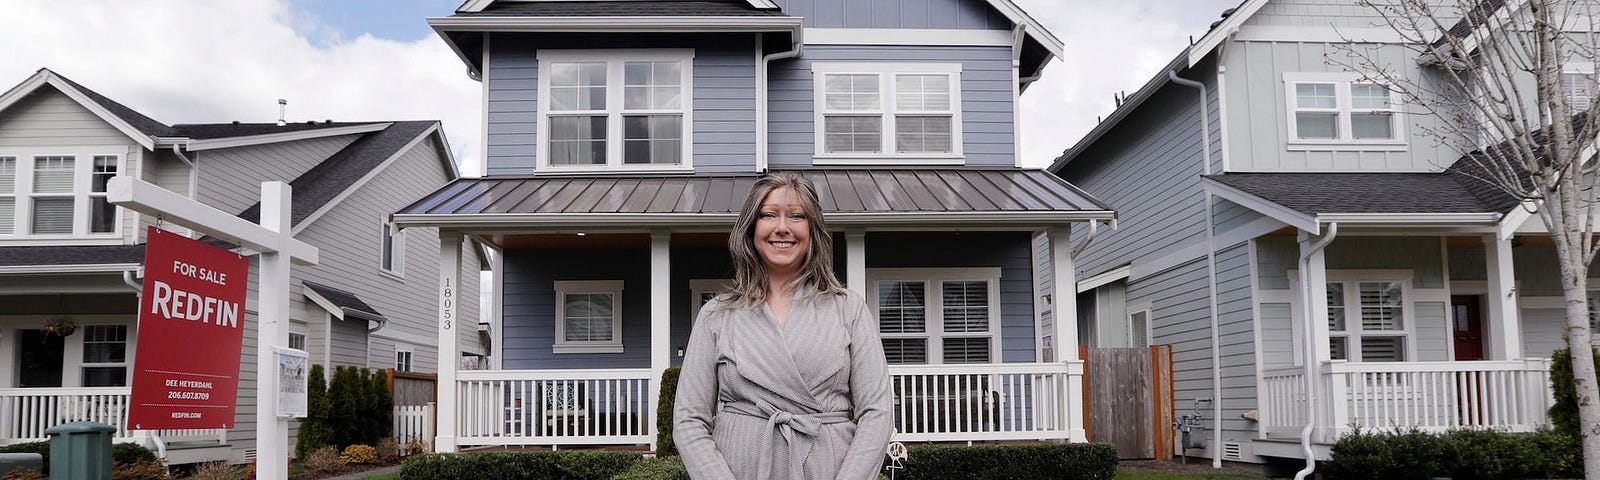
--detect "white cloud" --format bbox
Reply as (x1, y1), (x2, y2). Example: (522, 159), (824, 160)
(1014, 0), (1237, 168)
(0, 0), (482, 175)
(0, 0), (1235, 175)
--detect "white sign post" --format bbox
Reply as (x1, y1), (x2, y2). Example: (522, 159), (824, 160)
(109, 177), (318, 480)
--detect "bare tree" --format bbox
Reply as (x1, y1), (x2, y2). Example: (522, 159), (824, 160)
(1333, 0), (1600, 475)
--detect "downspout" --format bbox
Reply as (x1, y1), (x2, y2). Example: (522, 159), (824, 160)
(1167, 68), (1224, 469)
(757, 32), (803, 173)
(121, 269), (168, 462)
(1294, 223), (1337, 480)
(170, 146), (197, 201)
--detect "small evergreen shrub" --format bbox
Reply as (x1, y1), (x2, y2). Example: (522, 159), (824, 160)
(296, 364), (332, 457)
(612, 456), (688, 480)
(892, 443), (1118, 480)
(399, 451), (642, 480)
(656, 367), (681, 457)
(1325, 428), (1581, 479)
(112, 442), (158, 466)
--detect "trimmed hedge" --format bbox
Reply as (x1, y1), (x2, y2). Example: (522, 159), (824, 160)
(655, 367), (681, 457)
(892, 443), (1117, 480)
(1325, 428), (1580, 479)
(400, 451), (643, 480)
(400, 443), (1116, 480)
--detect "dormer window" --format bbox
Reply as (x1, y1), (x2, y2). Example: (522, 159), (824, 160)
(1284, 73), (1405, 151)
(0, 151), (122, 238)
(812, 63), (964, 165)
(536, 50), (694, 172)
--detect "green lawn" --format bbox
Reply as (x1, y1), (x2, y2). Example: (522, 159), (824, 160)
(1115, 471), (1263, 480)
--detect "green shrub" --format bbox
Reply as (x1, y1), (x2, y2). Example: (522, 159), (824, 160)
(314, 365), (395, 450)
(656, 367), (681, 457)
(1550, 346), (1599, 439)
(612, 456), (688, 480)
(112, 442), (157, 466)
(1325, 428), (1581, 479)
(400, 451), (643, 480)
(893, 443), (1117, 480)
(296, 364), (332, 457)
(368, 369), (395, 445)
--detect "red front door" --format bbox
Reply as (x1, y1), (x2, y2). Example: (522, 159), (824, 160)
(1452, 295), (1484, 361)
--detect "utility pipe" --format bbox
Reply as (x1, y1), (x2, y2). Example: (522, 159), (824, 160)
(1294, 223), (1338, 480)
(1167, 68), (1223, 469)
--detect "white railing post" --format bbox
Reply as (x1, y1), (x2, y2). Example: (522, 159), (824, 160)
(1324, 361), (1350, 443)
(425, 402), (437, 447)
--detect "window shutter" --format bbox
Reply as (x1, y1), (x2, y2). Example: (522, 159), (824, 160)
(941, 337), (990, 364)
(31, 198), (74, 234)
(1358, 282), (1404, 330)
(0, 198), (12, 234)
(0, 157), (14, 194)
(878, 281), (927, 334)
(882, 338), (928, 365)
(1359, 336), (1405, 362)
(33, 156), (74, 193)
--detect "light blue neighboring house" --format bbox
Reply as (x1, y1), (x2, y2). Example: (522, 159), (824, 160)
(400, 0), (1118, 452)
(1051, 0), (1582, 466)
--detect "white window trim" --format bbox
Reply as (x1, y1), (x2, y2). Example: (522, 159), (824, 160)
(689, 278), (733, 323)
(288, 331), (307, 351)
(79, 324), (131, 387)
(554, 280), (625, 354)
(0, 148), (125, 242)
(1128, 308), (1152, 348)
(1, 315), (135, 388)
(535, 49), (696, 174)
(1282, 72), (1407, 151)
(866, 267), (1001, 365)
(380, 220), (405, 278)
(811, 62), (965, 165)
(395, 345), (415, 372)
(1318, 272), (1420, 361)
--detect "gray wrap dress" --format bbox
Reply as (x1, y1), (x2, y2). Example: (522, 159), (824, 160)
(673, 288), (894, 480)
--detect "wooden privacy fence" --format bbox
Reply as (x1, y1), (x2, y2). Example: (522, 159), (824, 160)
(388, 369), (439, 446)
(1082, 345), (1174, 460)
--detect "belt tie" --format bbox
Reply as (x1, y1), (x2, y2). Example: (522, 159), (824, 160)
(723, 400), (851, 480)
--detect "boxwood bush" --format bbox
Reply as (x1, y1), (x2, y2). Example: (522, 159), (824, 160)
(1324, 428), (1579, 479)
(656, 367), (681, 457)
(892, 443), (1117, 480)
(400, 451), (642, 480)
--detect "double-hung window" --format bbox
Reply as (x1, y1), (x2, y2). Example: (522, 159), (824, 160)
(1327, 280), (1411, 362)
(0, 152), (122, 238)
(869, 268), (1000, 365)
(81, 324), (129, 387)
(812, 63), (963, 163)
(1284, 73), (1403, 149)
(554, 280), (624, 354)
(380, 221), (404, 276)
(538, 50), (694, 172)
(395, 348), (414, 372)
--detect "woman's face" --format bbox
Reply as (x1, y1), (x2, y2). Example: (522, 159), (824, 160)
(753, 186), (811, 276)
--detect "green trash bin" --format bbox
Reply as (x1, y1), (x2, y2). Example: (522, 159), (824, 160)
(46, 421), (116, 480)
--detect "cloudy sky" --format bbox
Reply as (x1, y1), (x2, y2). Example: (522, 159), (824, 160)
(0, 0), (1238, 175)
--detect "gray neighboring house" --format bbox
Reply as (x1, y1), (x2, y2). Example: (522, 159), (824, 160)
(1050, 0), (1585, 466)
(0, 68), (487, 465)
(396, 0), (1116, 452)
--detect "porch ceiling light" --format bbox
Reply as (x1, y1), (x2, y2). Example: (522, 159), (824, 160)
(576, 232), (586, 237)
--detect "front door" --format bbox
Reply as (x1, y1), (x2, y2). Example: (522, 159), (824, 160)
(1451, 295), (1484, 361)
(16, 329), (64, 387)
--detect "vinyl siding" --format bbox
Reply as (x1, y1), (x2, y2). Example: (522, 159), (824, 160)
(137, 150), (194, 242)
(1128, 243), (1256, 458)
(0, 86), (136, 147)
(193, 134), (361, 216)
(502, 247), (653, 369)
(1255, 236), (1445, 289)
(1244, 0), (1436, 28)
(1221, 39), (1463, 172)
(767, 45), (1018, 169)
(483, 33), (759, 176)
(1056, 60), (1221, 278)
(866, 232), (1038, 362)
(772, 0), (1011, 29)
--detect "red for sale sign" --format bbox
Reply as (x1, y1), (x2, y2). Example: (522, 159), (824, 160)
(129, 227), (249, 430)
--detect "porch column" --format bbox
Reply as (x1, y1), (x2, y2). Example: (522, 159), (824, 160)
(434, 231), (462, 453)
(846, 231), (866, 296)
(1484, 234), (1523, 360)
(649, 231), (671, 452)
(1298, 230), (1336, 439)
(1049, 226), (1086, 442)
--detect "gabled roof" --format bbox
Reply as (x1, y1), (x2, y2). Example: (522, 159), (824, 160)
(458, 1), (787, 17)
(0, 68), (173, 149)
(0, 245), (146, 269)
(171, 121), (388, 140)
(236, 121), (445, 232)
(394, 168), (1113, 229)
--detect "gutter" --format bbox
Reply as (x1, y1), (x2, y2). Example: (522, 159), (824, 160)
(757, 32), (803, 172)
(1168, 68), (1224, 469)
(391, 210), (1119, 229)
(1294, 223), (1338, 480)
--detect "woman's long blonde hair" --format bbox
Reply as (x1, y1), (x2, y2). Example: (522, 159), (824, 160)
(723, 172), (844, 308)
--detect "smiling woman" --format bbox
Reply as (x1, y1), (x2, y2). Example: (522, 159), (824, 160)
(673, 172), (895, 480)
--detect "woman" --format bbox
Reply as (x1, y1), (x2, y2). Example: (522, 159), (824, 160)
(674, 172), (894, 480)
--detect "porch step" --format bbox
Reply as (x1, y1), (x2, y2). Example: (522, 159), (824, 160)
(1250, 437), (1331, 461)
(162, 442), (233, 466)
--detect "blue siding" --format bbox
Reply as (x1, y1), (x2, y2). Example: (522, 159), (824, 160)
(669, 247), (737, 367)
(865, 232), (1037, 362)
(767, 45), (1017, 168)
(773, 0), (1010, 29)
(502, 247), (654, 369)
(485, 33), (759, 176)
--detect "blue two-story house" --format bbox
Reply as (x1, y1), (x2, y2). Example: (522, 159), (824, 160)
(396, 0), (1115, 452)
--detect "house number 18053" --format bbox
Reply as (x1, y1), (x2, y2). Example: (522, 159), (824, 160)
(441, 277), (454, 330)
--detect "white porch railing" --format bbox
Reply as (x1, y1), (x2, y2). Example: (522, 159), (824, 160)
(0, 388), (225, 446)
(456, 369), (654, 447)
(448, 362), (1086, 448)
(886, 362), (1084, 442)
(1262, 360), (1554, 443)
